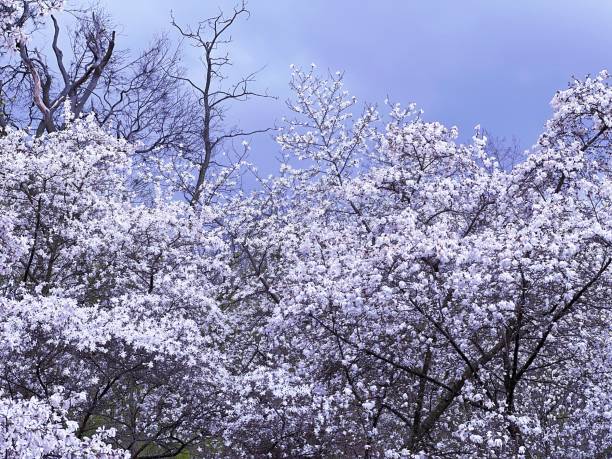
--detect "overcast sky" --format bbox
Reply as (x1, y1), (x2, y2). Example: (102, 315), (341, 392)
(98, 0), (612, 175)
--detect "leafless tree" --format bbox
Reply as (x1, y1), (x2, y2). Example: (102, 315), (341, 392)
(0, 5), (190, 147)
(11, 8), (116, 135)
(171, 1), (273, 205)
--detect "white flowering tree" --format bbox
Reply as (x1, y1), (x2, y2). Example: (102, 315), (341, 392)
(218, 68), (612, 458)
(0, 109), (245, 457)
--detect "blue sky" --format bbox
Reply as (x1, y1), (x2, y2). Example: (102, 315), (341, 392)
(100, 0), (612, 175)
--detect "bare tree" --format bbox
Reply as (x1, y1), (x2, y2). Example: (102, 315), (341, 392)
(13, 8), (116, 135)
(171, 1), (273, 205)
(0, 4), (193, 152)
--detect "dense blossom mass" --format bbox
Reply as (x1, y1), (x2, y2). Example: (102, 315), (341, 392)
(0, 1), (611, 458)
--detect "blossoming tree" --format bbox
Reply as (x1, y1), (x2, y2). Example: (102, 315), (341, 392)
(220, 67), (612, 458)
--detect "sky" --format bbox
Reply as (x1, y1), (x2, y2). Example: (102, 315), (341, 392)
(97, 0), (612, 176)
